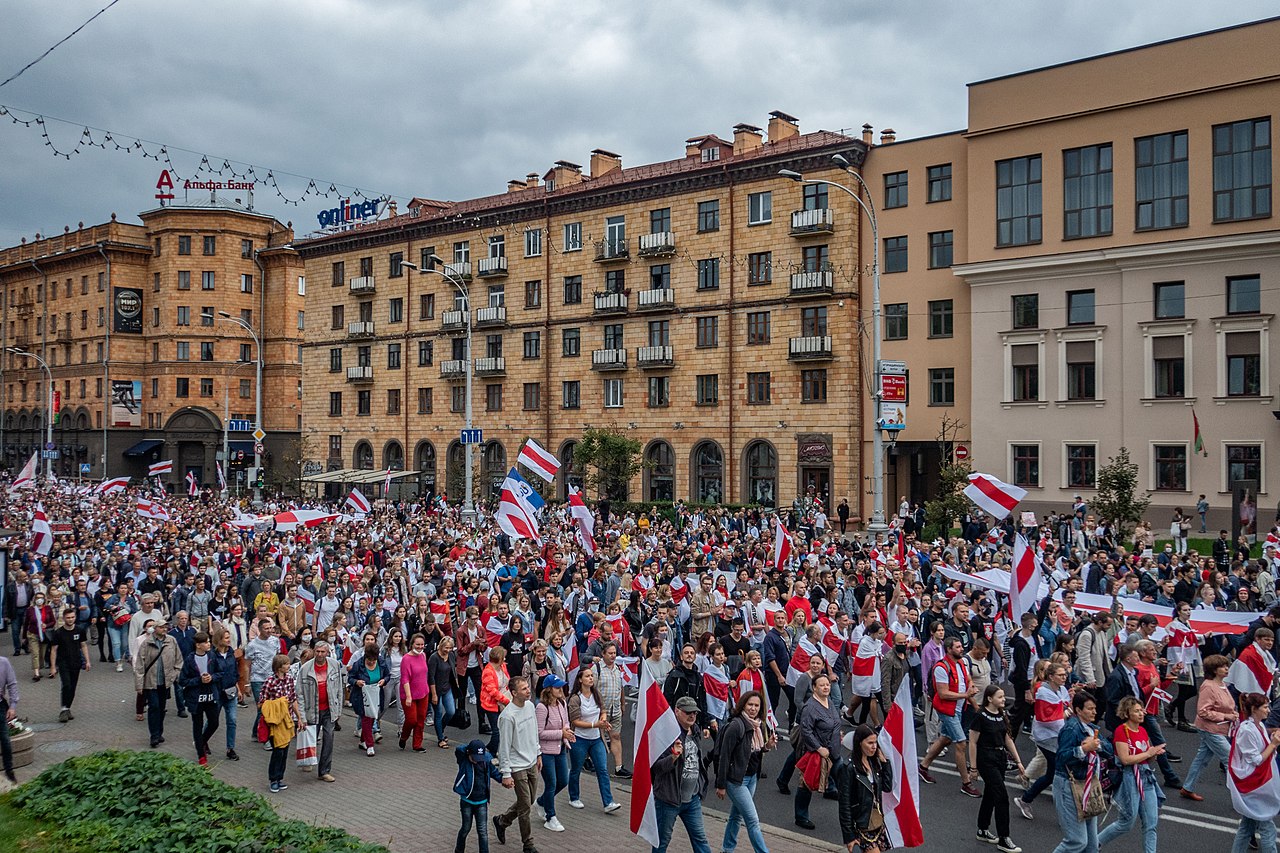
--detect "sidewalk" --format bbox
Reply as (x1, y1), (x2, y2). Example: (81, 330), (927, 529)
(11, 660), (839, 853)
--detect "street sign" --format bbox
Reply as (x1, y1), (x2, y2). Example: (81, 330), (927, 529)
(460, 428), (484, 445)
(41, 449), (60, 459)
(44, 441), (55, 451)
(79, 463), (92, 474)
(877, 359), (908, 376)
(254, 442), (264, 455)
(954, 445), (969, 460)
(252, 428), (266, 441)
(227, 419), (253, 432)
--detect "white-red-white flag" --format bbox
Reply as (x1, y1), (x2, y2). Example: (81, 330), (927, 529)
(136, 498), (171, 521)
(517, 438), (560, 483)
(216, 462), (226, 491)
(1227, 643), (1278, 697)
(383, 468), (392, 496)
(963, 472), (1027, 520)
(785, 635), (819, 687)
(877, 676), (924, 848)
(850, 634), (883, 697)
(567, 485), (595, 555)
(95, 476), (129, 495)
(30, 502), (52, 556)
(148, 459), (173, 477)
(772, 515), (792, 568)
(9, 452), (37, 493)
(630, 663), (682, 848)
(1008, 533), (1043, 622)
(733, 667), (778, 728)
(186, 471), (199, 496)
(345, 487), (371, 514)
(700, 660), (731, 720)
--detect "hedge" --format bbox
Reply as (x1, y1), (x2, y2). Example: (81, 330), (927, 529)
(9, 750), (387, 853)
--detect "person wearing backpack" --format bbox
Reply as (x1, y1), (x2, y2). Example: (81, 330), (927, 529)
(453, 738), (504, 853)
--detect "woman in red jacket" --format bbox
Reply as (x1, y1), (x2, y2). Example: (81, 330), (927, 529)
(479, 645), (510, 754)
(23, 593), (56, 680)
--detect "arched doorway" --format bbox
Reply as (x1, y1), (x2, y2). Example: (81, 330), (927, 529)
(743, 440), (777, 507)
(164, 407), (224, 486)
(446, 440), (465, 504)
(353, 441), (374, 470)
(414, 440), (437, 499)
(645, 440), (675, 501)
(559, 440), (584, 500)
(691, 441), (723, 504)
(482, 441), (506, 502)
(382, 440), (404, 471)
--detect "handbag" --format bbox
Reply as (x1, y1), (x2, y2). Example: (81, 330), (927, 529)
(295, 724), (318, 767)
(450, 706), (472, 730)
(1071, 755), (1107, 820)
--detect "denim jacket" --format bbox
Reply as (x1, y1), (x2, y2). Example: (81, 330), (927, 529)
(1054, 716), (1100, 780)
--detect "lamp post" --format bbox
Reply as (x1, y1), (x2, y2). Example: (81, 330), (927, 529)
(7, 347), (54, 480)
(781, 156), (888, 532)
(402, 258), (476, 522)
(204, 311), (263, 502)
(222, 360), (256, 497)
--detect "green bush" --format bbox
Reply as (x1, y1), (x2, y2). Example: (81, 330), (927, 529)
(10, 750), (387, 853)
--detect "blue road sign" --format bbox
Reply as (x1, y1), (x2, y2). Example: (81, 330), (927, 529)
(227, 419), (254, 432)
(460, 428), (484, 445)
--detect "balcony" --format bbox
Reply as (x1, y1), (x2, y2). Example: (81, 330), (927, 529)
(349, 276), (376, 294)
(788, 335), (833, 361)
(440, 359), (468, 379)
(790, 208), (835, 236)
(55, 328), (73, 343)
(591, 348), (628, 371)
(442, 261), (472, 281)
(638, 231), (676, 258)
(789, 271), (834, 298)
(637, 287), (676, 312)
(593, 238), (629, 263)
(474, 356), (506, 377)
(346, 365), (374, 382)
(441, 309), (467, 332)
(348, 321), (376, 337)
(474, 306), (507, 328)
(636, 345), (674, 368)
(593, 290), (629, 316)
(477, 256), (508, 278)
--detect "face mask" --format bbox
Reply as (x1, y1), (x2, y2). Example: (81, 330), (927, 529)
(894, 644), (907, 655)
(146, 626), (156, 636)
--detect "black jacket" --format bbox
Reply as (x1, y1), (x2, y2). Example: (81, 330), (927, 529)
(650, 725), (706, 806)
(837, 755), (893, 845)
(1010, 633), (1037, 696)
(714, 715), (765, 788)
(1102, 664), (1139, 731)
(663, 664), (707, 725)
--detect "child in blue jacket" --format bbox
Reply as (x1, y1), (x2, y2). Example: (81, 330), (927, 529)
(454, 738), (504, 853)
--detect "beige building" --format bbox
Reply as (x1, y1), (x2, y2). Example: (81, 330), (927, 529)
(0, 199), (304, 488)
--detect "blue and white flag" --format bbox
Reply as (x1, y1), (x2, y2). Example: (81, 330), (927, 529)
(495, 468), (544, 543)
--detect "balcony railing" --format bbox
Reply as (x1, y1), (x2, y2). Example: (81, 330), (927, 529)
(638, 231), (676, 257)
(477, 256), (508, 278)
(790, 208), (835, 236)
(440, 359), (468, 379)
(346, 365), (374, 382)
(593, 238), (630, 263)
(591, 348), (628, 371)
(789, 271), (834, 297)
(348, 321), (376, 337)
(441, 309), (467, 331)
(636, 345), (674, 368)
(593, 290), (629, 315)
(442, 261), (472, 280)
(55, 328), (73, 343)
(637, 287), (675, 311)
(474, 306), (507, 327)
(349, 276), (376, 294)
(474, 356), (506, 376)
(788, 335), (833, 361)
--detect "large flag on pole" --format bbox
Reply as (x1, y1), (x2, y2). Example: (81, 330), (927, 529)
(517, 438), (560, 483)
(345, 487), (371, 514)
(9, 452), (37, 492)
(215, 462), (227, 491)
(877, 677), (924, 847)
(495, 468), (544, 543)
(772, 515), (792, 568)
(630, 663), (681, 848)
(1193, 409), (1208, 457)
(30, 502), (52, 556)
(568, 485), (595, 555)
(95, 476), (129, 495)
(148, 459), (173, 477)
(963, 472), (1027, 520)
(1008, 533), (1043, 622)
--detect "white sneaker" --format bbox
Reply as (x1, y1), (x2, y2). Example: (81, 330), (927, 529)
(366, 746), (375, 756)
(604, 802), (621, 813)
(1014, 799), (1033, 821)
(569, 799), (585, 809)
(116, 662), (123, 672)
(534, 804), (546, 822)
(544, 817), (565, 832)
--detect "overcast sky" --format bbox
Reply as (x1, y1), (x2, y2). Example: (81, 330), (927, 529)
(0, 0), (1274, 246)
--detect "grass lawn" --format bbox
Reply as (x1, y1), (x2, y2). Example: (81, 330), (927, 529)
(0, 796), (53, 853)
(1151, 535), (1262, 558)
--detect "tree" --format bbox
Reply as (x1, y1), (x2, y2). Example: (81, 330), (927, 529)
(1091, 446), (1150, 540)
(573, 427), (644, 501)
(922, 461), (974, 540)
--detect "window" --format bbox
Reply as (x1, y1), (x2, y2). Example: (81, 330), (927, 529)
(331, 261), (345, 286)
(387, 343), (401, 369)
(563, 276), (582, 304)
(177, 271), (190, 290)
(562, 380), (580, 409)
(389, 297), (403, 323)
(996, 154), (1043, 246)
(418, 340), (433, 366)
(331, 305), (344, 329)
(748, 191), (772, 225)
(1065, 445), (1096, 488)
(747, 252), (772, 285)
(524, 280), (541, 308)
(176, 342), (190, 361)
(176, 377), (190, 398)
(148, 378), (156, 397)
(1011, 344), (1038, 401)
(177, 235), (191, 255)
(298, 310), (305, 331)
(649, 208), (671, 233)
(520, 382), (540, 411)
(200, 308), (215, 327)
(488, 235), (505, 259)
(417, 387), (433, 414)
(386, 389), (401, 414)
(1135, 131), (1189, 230)
(801, 369), (827, 403)
(745, 441), (777, 506)
(928, 300), (953, 338)
(451, 243), (469, 265)
(1012, 294), (1039, 329)
(648, 376), (670, 408)
(484, 334), (502, 359)
(1154, 444), (1188, 490)
(357, 345), (371, 368)
(747, 371), (771, 404)
(240, 239), (253, 259)
(802, 244), (829, 273)
(1228, 275), (1261, 315)
(327, 434), (343, 459)
(1063, 143), (1113, 239)
(176, 306), (191, 326)
(1012, 444), (1040, 487)
(563, 222), (582, 252)
(928, 231), (953, 269)
(201, 271), (215, 290)
(523, 331), (541, 359)
(648, 320), (670, 348)
(202, 236), (216, 256)
(801, 306), (827, 337)
(1228, 444), (1263, 485)
(884, 171), (908, 208)
(420, 293), (435, 320)
(696, 374), (719, 406)
(603, 378), (623, 408)
(746, 311), (770, 345)
(485, 384), (502, 412)
(562, 328), (580, 357)
(357, 390), (371, 415)
(1065, 341), (1096, 401)
(697, 258), (720, 290)
(419, 247), (435, 271)
(927, 164), (952, 202)
(605, 269), (625, 293)
(451, 386), (465, 413)
(603, 324), (624, 350)
(1152, 335), (1185, 398)
(153, 272), (161, 292)
(240, 343), (252, 362)
(686, 316), (715, 348)
(329, 348), (342, 372)
(524, 228), (543, 257)
(802, 182), (828, 211)
(1067, 290), (1096, 326)
(1226, 332), (1262, 396)
(1154, 281), (1185, 319)
(1213, 118), (1271, 222)
(884, 303), (908, 340)
(929, 368), (955, 405)
(486, 285), (505, 308)
(200, 342), (214, 362)
(649, 264), (670, 290)
(883, 237), (908, 273)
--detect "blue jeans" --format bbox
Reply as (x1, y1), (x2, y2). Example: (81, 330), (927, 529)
(1023, 745), (1057, 804)
(538, 751), (568, 818)
(653, 798), (712, 853)
(221, 693), (238, 749)
(723, 775), (768, 853)
(1051, 774), (1098, 853)
(569, 736), (613, 805)
(434, 691), (456, 742)
(1182, 731), (1230, 792)
(1235, 816), (1278, 853)
(1097, 768), (1160, 853)
(108, 623), (127, 661)
(485, 709), (501, 754)
(456, 800), (490, 853)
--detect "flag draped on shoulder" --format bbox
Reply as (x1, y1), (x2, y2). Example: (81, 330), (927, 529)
(699, 660), (731, 721)
(495, 468), (544, 543)
(30, 503), (52, 556)
(785, 635), (819, 687)
(517, 438), (560, 483)
(733, 667), (777, 728)
(1227, 642), (1277, 698)
(850, 634), (882, 697)
(877, 677), (924, 848)
(963, 472), (1027, 520)
(630, 664), (681, 848)
(567, 485), (595, 555)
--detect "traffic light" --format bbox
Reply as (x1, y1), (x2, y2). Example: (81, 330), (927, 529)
(255, 468), (265, 490)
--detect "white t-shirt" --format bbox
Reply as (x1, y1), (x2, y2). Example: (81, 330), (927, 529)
(577, 693), (602, 740)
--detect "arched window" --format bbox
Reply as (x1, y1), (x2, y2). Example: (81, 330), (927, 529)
(645, 440), (675, 502)
(353, 441), (374, 470)
(743, 440), (777, 507)
(482, 441), (506, 500)
(415, 440), (436, 478)
(691, 441), (723, 504)
(446, 440), (465, 503)
(382, 440), (404, 471)
(559, 440), (583, 501)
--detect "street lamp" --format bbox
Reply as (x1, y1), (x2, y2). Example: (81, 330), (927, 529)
(203, 311), (263, 502)
(781, 156), (888, 532)
(402, 258), (476, 522)
(222, 360), (256, 496)
(7, 347), (54, 480)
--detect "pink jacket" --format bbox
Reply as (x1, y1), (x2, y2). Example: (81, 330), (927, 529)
(400, 651), (430, 702)
(535, 699), (570, 755)
(1195, 679), (1235, 736)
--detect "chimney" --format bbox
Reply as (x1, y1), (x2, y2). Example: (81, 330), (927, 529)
(862, 124), (874, 145)
(387, 199), (398, 217)
(732, 124), (763, 155)
(507, 180), (526, 193)
(880, 128), (896, 144)
(589, 149), (622, 179)
(545, 161), (583, 190)
(686, 136), (707, 158)
(525, 173), (540, 189)
(767, 110), (799, 143)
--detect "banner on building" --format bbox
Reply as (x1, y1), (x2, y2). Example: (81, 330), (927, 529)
(113, 287), (143, 334)
(111, 380), (142, 427)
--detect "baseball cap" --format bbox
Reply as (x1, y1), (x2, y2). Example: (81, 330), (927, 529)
(465, 739), (490, 760)
(674, 696), (699, 714)
(543, 674), (567, 689)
